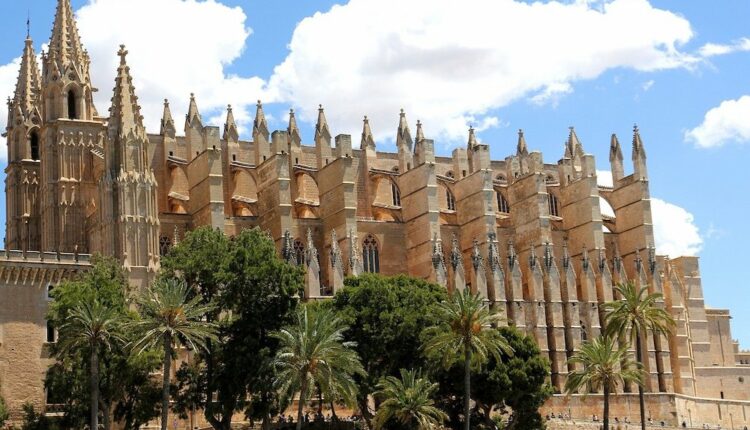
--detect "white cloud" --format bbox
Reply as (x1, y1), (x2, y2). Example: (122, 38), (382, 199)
(651, 197), (702, 257)
(684, 95), (750, 148)
(698, 37), (750, 58)
(530, 82), (573, 107)
(642, 79), (655, 91)
(0, 56), (22, 157)
(269, 0), (697, 144)
(596, 170), (702, 256)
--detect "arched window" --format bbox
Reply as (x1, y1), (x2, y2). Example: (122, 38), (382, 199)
(362, 235), (380, 273)
(46, 284), (54, 301)
(67, 90), (77, 120)
(46, 320), (56, 343)
(30, 131), (40, 160)
(293, 239), (305, 266)
(446, 190), (456, 211)
(159, 236), (172, 256)
(580, 322), (587, 342)
(548, 194), (560, 217)
(391, 182), (401, 206)
(497, 192), (510, 213)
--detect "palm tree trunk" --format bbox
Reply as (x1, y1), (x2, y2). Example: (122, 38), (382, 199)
(464, 342), (472, 430)
(329, 401), (337, 421)
(90, 348), (99, 430)
(603, 380), (610, 430)
(296, 379), (308, 430)
(161, 335), (173, 430)
(635, 328), (646, 430)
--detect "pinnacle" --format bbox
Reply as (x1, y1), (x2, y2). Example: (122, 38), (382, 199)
(161, 98), (175, 135)
(254, 99), (267, 128)
(224, 104), (238, 141)
(397, 109), (412, 148)
(186, 93), (202, 128)
(567, 126), (584, 157)
(632, 124), (646, 158)
(361, 115), (375, 150)
(11, 35), (41, 120)
(415, 120), (425, 142)
(48, 0), (87, 71)
(610, 133), (623, 161)
(467, 125), (478, 149)
(517, 129), (529, 156)
(108, 44), (144, 138)
(315, 104), (331, 141)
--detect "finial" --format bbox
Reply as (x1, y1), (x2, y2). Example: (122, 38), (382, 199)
(363, 115), (368, 122)
(417, 119), (422, 126)
(190, 92), (195, 99)
(290, 108), (294, 115)
(26, 11), (31, 39)
(164, 98), (169, 106)
(319, 104), (323, 110)
(257, 99), (262, 107)
(400, 108), (405, 115)
(117, 44), (128, 64)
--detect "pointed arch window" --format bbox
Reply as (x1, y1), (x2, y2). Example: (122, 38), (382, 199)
(548, 194), (560, 217)
(362, 234), (380, 273)
(497, 192), (510, 213)
(580, 322), (587, 342)
(446, 190), (456, 211)
(30, 131), (40, 160)
(67, 90), (77, 120)
(293, 239), (305, 266)
(391, 182), (401, 207)
(46, 320), (56, 343)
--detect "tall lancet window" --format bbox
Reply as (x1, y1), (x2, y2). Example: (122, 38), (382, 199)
(293, 239), (305, 266)
(446, 190), (456, 211)
(391, 182), (401, 207)
(67, 90), (77, 120)
(362, 234), (380, 273)
(497, 192), (510, 213)
(30, 131), (40, 160)
(548, 194), (560, 217)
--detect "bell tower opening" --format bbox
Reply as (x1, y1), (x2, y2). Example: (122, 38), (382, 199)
(30, 131), (40, 160)
(67, 89), (77, 119)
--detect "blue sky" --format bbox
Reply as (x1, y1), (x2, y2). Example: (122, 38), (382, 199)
(1, 0), (748, 346)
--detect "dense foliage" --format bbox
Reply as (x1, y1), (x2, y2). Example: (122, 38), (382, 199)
(330, 274), (448, 423)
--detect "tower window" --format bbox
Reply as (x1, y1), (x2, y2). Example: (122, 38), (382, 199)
(362, 234), (380, 273)
(497, 192), (510, 213)
(67, 90), (77, 120)
(30, 131), (40, 160)
(391, 182), (401, 207)
(293, 239), (305, 266)
(446, 190), (456, 211)
(548, 194), (560, 217)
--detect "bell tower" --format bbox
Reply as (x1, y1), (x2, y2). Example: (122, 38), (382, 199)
(5, 34), (42, 251)
(39, 0), (104, 253)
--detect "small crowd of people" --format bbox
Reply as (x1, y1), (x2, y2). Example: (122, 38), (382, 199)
(276, 413), (361, 425)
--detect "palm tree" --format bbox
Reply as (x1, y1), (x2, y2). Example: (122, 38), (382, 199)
(603, 282), (675, 430)
(57, 300), (124, 430)
(565, 335), (644, 430)
(422, 289), (513, 430)
(373, 369), (447, 430)
(271, 306), (365, 430)
(130, 278), (218, 430)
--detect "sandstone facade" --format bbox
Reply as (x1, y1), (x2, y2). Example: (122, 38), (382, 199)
(1, 0), (748, 427)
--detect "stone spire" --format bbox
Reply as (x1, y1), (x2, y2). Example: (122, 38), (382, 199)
(254, 100), (268, 133)
(517, 129), (529, 156)
(397, 109), (412, 148)
(11, 37), (41, 122)
(281, 230), (294, 264)
(632, 124), (648, 179)
(288, 108), (301, 145)
(609, 133), (624, 183)
(46, 0), (87, 76)
(160, 99), (176, 137)
(567, 126), (584, 158)
(107, 45), (145, 141)
(507, 241), (518, 269)
(185, 93), (202, 128)
(361, 115), (375, 150)
(467, 126), (478, 150)
(223, 104), (239, 142)
(315, 104), (331, 142)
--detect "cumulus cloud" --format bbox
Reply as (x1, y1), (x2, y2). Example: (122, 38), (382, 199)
(596, 170), (702, 256)
(269, 0), (696, 144)
(684, 95), (750, 148)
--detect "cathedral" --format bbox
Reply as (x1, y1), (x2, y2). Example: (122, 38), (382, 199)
(1, 0), (748, 427)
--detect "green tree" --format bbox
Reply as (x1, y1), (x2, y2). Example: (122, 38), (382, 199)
(165, 227), (302, 430)
(422, 289), (513, 430)
(131, 278), (218, 430)
(0, 392), (8, 428)
(373, 369), (447, 430)
(57, 300), (124, 430)
(47, 255), (161, 430)
(565, 336), (644, 430)
(603, 282), (675, 430)
(271, 306), (365, 430)
(330, 274), (447, 423)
